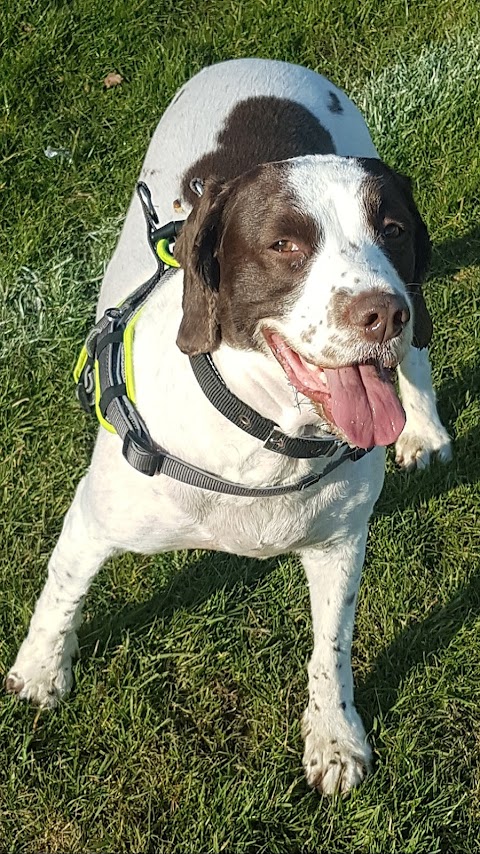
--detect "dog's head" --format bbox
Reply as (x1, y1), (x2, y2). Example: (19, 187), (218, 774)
(174, 155), (432, 448)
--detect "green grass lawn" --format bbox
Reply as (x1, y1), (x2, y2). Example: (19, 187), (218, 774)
(1, 1), (480, 851)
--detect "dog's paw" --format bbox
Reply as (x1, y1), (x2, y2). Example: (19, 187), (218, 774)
(302, 706), (372, 795)
(6, 632), (78, 708)
(395, 421), (452, 471)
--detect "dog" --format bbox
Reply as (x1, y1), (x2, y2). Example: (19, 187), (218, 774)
(7, 59), (451, 794)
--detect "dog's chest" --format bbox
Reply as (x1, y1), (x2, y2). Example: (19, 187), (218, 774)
(202, 489), (343, 556)
(151, 474), (370, 558)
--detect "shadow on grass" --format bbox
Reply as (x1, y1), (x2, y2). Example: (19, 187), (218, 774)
(430, 224), (480, 276)
(81, 551), (280, 656)
(356, 570), (480, 727)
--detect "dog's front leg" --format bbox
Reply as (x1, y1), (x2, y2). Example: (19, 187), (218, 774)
(6, 476), (114, 708)
(299, 530), (371, 795)
(395, 345), (452, 469)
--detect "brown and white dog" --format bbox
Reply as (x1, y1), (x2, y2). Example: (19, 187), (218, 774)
(7, 59), (451, 794)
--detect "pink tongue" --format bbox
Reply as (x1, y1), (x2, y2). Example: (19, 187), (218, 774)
(324, 364), (406, 448)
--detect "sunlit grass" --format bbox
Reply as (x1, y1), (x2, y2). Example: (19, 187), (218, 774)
(1, 3), (479, 852)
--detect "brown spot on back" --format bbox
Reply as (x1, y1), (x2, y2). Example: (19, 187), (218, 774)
(171, 88), (184, 106)
(181, 96), (336, 206)
(327, 91), (343, 114)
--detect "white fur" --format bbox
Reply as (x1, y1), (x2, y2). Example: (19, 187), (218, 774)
(7, 59), (450, 795)
(396, 346), (452, 468)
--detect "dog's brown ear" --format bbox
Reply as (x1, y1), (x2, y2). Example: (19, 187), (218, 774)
(392, 171), (433, 349)
(406, 283), (433, 349)
(175, 178), (230, 356)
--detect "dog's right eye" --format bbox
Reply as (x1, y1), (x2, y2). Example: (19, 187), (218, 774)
(271, 240), (300, 252)
(382, 222), (404, 240)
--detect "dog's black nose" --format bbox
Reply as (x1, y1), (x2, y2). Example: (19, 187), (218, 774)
(347, 291), (410, 343)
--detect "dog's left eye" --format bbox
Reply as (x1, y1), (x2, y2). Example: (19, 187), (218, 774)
(271, 240), (300, 252)
(382, 222), (404, 239)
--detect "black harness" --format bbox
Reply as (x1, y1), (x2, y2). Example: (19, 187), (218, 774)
(74, 183), (372, 497)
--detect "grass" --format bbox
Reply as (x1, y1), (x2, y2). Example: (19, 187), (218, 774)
(1, 1), (480, 851)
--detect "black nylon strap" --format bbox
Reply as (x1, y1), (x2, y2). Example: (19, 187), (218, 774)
(158, 453), (328, 496)
(99, 383), (127, 419)
(95, 329), (124, 357)
(137, 181), (159, 229)
(121, 429), (367, 495)
(156, 446), (367, 495)
(190, 352), (342, 459)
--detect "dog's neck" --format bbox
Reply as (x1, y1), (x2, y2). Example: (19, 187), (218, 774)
(212, 343), (331, 439)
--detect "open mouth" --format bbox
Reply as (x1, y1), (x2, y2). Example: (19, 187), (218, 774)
(264, 329), (406, 449)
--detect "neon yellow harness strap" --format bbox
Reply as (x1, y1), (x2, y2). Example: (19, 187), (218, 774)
(74, 345), (89, 385)
(75, 215), (180, 436)
(123, 305), (145, 402)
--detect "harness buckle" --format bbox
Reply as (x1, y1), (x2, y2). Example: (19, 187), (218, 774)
(122, 430), (162, 477)
(264, 427), (343, 458)
(264, 427), (288, 452)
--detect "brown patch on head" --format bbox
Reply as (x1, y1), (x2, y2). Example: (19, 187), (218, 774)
(181, 96), (336, 208)
(175, 162), (322, 355)
(217, 167), (324, 349)
(359, 158), (433, 348)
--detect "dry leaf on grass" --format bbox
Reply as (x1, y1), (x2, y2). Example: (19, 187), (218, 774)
(103, 72), (124, 89)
